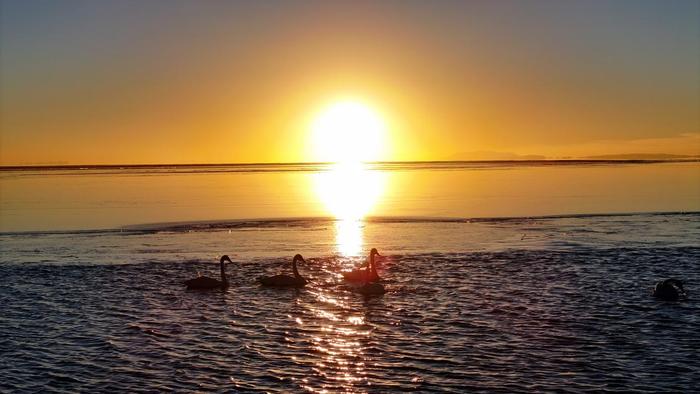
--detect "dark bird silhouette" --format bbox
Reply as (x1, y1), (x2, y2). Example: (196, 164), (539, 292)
(354, 250), (386, 295)
(185, 255), (232, 290)
(343, 248), (381, 282)
(653, 278), (687, 301)
(259, 254), (308, 288)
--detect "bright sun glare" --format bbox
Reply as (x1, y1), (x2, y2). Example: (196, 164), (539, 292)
(310, 100), (389, 255)
(311, 101), (387, 163)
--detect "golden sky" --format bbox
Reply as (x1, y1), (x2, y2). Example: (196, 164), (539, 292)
(1, 1), (699, 165)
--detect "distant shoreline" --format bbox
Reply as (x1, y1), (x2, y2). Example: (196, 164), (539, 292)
(1, 158), (699, 172)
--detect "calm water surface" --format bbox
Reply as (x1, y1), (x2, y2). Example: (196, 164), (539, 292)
(1, 161), (698, 232)
(1, 162), (699, 392)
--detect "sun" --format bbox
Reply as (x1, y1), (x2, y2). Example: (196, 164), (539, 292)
(310, 100), (387, 163)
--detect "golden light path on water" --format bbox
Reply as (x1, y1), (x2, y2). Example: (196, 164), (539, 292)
(305, 162), (388, 391)
(313, 162), (387, 257)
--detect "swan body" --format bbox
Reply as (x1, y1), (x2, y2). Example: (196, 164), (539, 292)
(653, 278), (687, 301)
(343, 248), (381, 282)
(353, 248), (385, 295)
(259, 254), (307, 288)
(185, 255), (232, 290)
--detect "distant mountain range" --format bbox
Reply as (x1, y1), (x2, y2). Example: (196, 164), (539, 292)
(581, 153), (699, 160)
(450, 151), (699, 161)
(449, 151), (547, 161)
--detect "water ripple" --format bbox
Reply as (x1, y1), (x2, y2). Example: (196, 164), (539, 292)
(1, 246), (699, 392)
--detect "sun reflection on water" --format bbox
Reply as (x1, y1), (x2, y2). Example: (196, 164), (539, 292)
(300, 287), (372, 392)
(335, 220), (363, 257)
(313, 162), (387, 256)
(304, 162), (387, 391)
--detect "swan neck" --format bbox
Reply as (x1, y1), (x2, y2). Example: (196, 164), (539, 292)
(220, 260), (228, 284)
(292, 258), (301, 278)
(369, 253), (378, 278)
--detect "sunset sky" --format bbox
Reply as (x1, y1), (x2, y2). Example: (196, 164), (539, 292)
(1, 0), (698, 165)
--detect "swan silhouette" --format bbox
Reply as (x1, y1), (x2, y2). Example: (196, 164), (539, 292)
(354, 250), (386, 295)
(343, 248), (381, 282)
(259, 254), (308, 288)
(653, 278), (687, 301)
(184, 255), (232, 290)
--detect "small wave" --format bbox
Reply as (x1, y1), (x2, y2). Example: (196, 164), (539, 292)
(2, 246), (700, 391)
(2, 211), (697, 237)
(118, 211), (700, 234)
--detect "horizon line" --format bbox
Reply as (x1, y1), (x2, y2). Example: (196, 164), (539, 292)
(2, 157), (700, 170)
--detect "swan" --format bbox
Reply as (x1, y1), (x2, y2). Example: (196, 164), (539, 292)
(259, 254), (308, 288)
(653, 278), (687, 301)
(354, 250), (386, 295)
(184, 255), (232, 290)
(343, 248), (381, 282)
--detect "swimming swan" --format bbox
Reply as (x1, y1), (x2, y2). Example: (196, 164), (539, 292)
(184, 255), (232, 290)
(259, 254), (308, 288)
(343, 248), (381, 282)
(355, 250), (386, 295)
(653, 278), (687, 301)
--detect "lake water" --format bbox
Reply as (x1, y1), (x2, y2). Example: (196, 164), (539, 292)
(1, 161), (699, 392)
(1, 161), (698, 233)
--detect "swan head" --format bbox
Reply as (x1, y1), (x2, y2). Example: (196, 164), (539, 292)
(370, 248), (381, 257)
(220, 255), (233, 264)
(293, 254), (305, 263)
